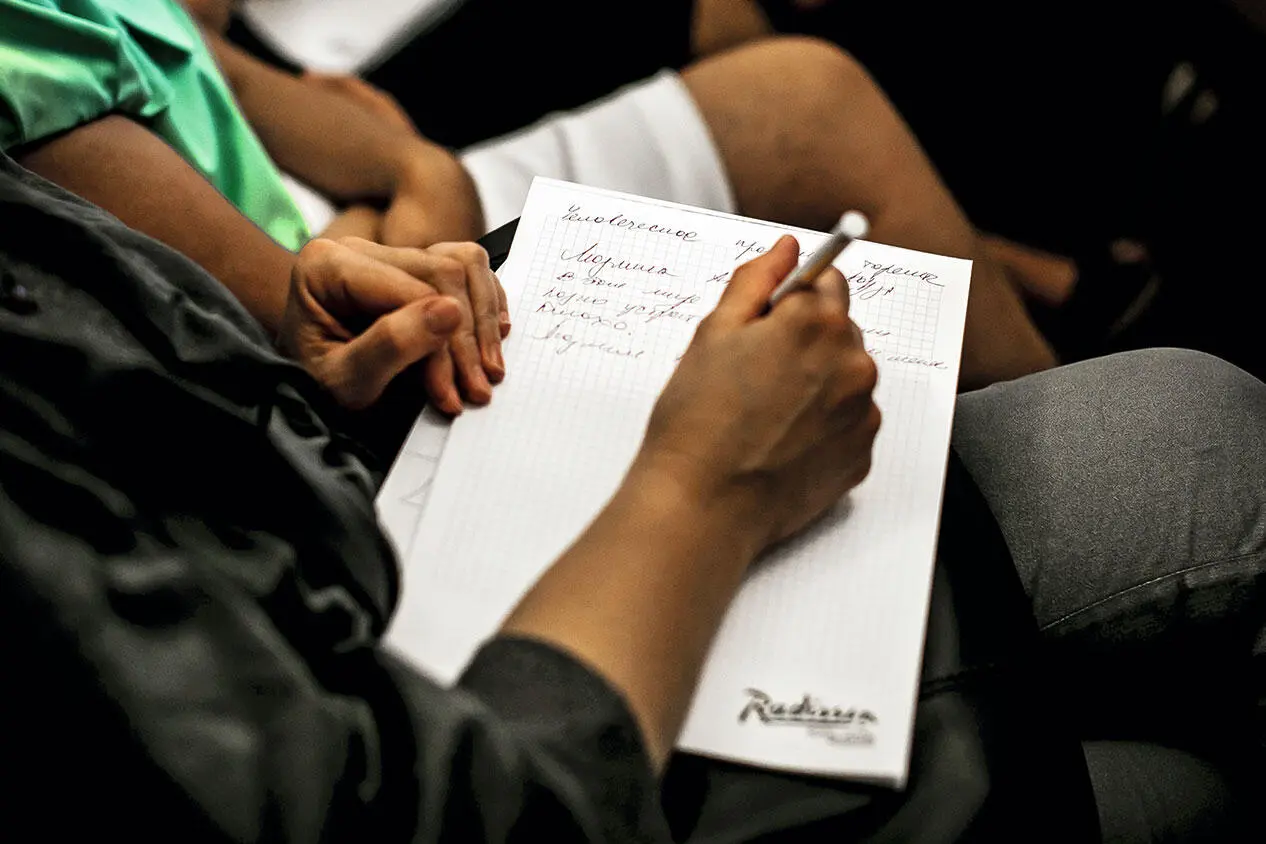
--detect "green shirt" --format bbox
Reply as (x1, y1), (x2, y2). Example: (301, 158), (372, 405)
(0, 0), (310, 250)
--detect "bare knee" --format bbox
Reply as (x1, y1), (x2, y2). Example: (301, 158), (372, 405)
(684, 35), (877, 109)
(681, 36), (912, 229)
(741, 36), (873, 92)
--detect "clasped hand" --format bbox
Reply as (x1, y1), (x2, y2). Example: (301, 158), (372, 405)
(279, 236), (508, 413)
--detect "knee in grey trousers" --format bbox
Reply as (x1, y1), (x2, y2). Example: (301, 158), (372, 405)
(953, 349), (1266, 843)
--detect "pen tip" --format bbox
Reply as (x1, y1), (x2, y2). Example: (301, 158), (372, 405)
(837, 211), (869, 240)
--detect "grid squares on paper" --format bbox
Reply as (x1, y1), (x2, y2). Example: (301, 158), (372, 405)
(518, 214), (735, 397)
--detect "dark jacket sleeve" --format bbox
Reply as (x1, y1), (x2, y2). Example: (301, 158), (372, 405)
(0, 446), (666, 844)
(0, 153), (668, 843)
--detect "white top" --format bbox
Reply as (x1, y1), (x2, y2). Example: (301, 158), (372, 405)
(240, 0), (463, 72)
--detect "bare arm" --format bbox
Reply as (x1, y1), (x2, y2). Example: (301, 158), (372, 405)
(203, 31), (483, 246)
(17, 116), (294, 334)
(502, 463), (761, 768)
(207, 31), (420, 202)
(17, 117), (494, 414)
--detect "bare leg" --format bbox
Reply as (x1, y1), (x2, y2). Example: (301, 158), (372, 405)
(681, 37), (1057, 389)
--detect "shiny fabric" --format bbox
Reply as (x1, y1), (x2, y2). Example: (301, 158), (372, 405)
(0, 0), (310, 250)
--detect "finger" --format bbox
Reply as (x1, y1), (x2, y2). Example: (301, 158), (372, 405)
(349, 239), (496, 401)
(450, 328), (493, 405)
(829, 350), (880, 420)
(708, 235), (800, 329)
(476, 264), (507, 382)
(762, 265), (855, 349)
(424, 345), (464, 416)
(431, 242), (505, 383)
(299, 238), (440, 320)
(332, 296), (461, 409)
(496, 275), (511, 338)
(814, 266), (851, 326)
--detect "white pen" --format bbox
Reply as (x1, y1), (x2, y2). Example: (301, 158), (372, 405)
(767, 211), (870, 307)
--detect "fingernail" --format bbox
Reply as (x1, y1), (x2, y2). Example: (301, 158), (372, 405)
(473, 374), (493, 403)
(499, 310), (512, 330)
(482, 343), (505, 382)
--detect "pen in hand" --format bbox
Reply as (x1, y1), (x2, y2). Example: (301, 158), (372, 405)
(767, 211), (870, 307)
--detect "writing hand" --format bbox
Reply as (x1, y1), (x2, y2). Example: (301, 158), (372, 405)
(279, 237), (507, 412)
(637, 235), (880, 550)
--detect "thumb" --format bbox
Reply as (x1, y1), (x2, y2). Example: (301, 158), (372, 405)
(329, 295), (462, 409)
(708, 235), (800, 329)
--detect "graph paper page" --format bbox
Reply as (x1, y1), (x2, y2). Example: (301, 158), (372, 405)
(383, 178), (971, 785)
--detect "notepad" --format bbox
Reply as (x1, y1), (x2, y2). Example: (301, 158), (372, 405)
(377, 178), (972, 787)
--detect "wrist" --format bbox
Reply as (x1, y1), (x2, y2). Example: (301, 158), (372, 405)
(389, 138), (435, 191)
(391, 142), (486, 242)
(623, 452), (770, 565)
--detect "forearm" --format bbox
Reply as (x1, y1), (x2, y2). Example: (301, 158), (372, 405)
(501, 460), (763, 769)
(16, 116), (295, 334)
(207, 32), (426, 201)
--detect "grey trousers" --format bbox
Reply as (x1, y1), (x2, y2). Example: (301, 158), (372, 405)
(952, 349), (1266, 842)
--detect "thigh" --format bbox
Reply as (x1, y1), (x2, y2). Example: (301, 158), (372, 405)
(953, 349), (1266, 756)
(1082, 741), (1250, 844)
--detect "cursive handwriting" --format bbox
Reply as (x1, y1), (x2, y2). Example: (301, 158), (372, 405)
(735, 238), (812, 263)
(535, 300), (630, 332)
(617, 296), (702, 325)
(885, 353), (948, 370)
(562, 205), (699, 242)
(531, 319), (646, 359)
(849, 274), (896, 300)
(541, 284), (609, 308)
(858, 259), (942, 287)
(560, 242), (676, 279)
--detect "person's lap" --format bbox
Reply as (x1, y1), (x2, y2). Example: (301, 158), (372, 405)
(954, 348), (1266, 841)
